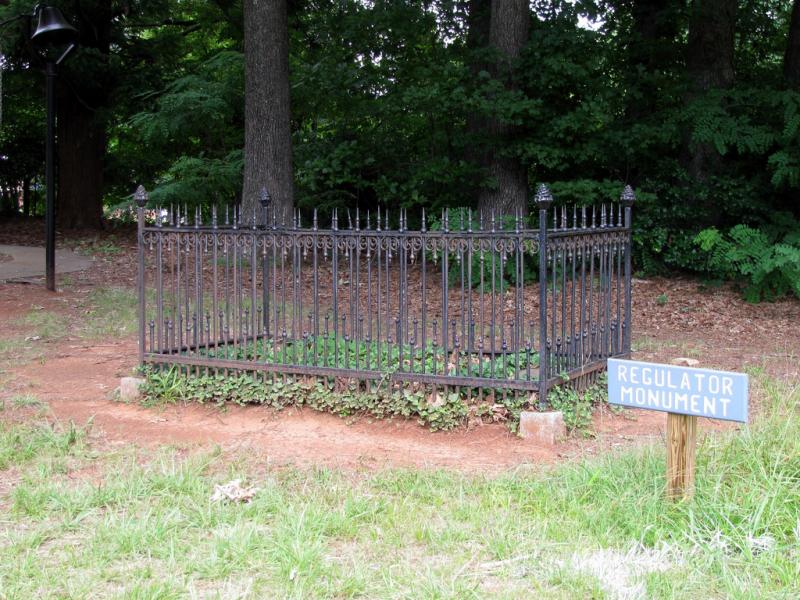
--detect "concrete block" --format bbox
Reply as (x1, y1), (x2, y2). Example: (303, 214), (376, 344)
(119, 377), (145, 402)
(519, 411), (565, 444)
(671, 357), (699, 367)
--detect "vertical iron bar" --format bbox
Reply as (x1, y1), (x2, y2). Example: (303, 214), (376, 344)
(536, 185), (552, 407)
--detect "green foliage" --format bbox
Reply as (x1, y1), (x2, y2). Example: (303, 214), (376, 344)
(4, 0), (800, 287)
(200, 336), (538, 382)
(695, 218), (800, 301)
(0, 419), (86, 471)
(427, 207), (540, 291)
(139, 366), (469, 431)
(547, 373), (608, 433)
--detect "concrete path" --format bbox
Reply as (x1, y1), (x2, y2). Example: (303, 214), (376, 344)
(0, 245), (93, 282)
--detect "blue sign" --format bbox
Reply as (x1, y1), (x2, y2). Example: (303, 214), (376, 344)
(607, 358), (748, 423)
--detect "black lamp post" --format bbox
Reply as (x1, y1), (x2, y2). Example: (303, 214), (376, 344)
(29, 5), (77, 291)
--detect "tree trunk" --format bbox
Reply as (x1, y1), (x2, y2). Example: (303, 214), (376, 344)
(785, 0), (800, 86)
(57, 89), (105, 229)
(627, 0), (682, 118)
(684, 0), (737, 188)
(242, 0), (294, 226)
(477, 0), (530, 220)
(687, 0), (736, 94)
(465, 0), (491, 205)
(55, 0), (112, 230)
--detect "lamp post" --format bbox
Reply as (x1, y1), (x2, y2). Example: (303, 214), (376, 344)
(30, 5), (77, 291)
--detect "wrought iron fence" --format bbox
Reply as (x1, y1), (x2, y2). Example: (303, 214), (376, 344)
(135, 184), (634, 406)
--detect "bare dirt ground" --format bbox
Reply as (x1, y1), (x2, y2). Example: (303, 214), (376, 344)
(1, 218), (799, 471)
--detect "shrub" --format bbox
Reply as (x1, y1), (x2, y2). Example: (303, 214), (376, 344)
(694, 218), (800, 302)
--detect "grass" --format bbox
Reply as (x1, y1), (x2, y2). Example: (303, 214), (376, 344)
(0, 287), (138, 368)
(80, 287), (138, 339)
(0, 376), (797, 598)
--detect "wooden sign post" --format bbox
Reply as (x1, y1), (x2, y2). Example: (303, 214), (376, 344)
(666, 413), (697, 500)
(607, 359), (748, 502)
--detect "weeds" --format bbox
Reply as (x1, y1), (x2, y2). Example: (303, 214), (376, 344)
(0, 419), (87, 471)
(139, 367), (471, 431)
(79, 287), (137, 338)
(547, 373), (608, 433)
(139, 363), (611, 433)
(0, 375), (797, 598)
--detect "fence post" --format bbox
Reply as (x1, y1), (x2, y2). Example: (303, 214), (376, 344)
(621, 185), (635, 356)
(536, 184), (553, 409)
(134, 185), (149, 366)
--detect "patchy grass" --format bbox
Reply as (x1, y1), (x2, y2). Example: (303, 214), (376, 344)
(0, 287), (138, 369)
(0, 417), (87, 471)
(17, 308), (70, 341)
(0, 338), (39, 366)
(79, 287), (138, 339)
(0, 375), (797, 598)
(8, 395), (43, 409)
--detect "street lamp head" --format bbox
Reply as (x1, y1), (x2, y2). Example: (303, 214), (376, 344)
(30, 5), (77, 48)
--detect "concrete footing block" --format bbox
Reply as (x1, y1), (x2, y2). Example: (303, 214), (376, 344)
(119, 377), (145, 402)
(519, 411), (566, 444)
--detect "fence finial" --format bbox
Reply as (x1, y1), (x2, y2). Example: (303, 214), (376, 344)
(134, 185), (148, 208)
(534, 183), (553, 209)
(620, 184), (636, 206)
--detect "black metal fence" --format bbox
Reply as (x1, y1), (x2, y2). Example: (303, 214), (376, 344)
(135, 184), (634, 406)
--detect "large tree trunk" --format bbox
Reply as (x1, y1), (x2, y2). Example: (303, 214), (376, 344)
(627, 0), (682, 118)
(476, 0), (529, 220)
(684, 0), (736, 188)
(785, 0), (800, 86)
(686, 0), (736, 94)
(242, 0), (294, 226)
(56, 90), (105, 228)
(465, 0), (491, 205)
(56, 0), (112, 229)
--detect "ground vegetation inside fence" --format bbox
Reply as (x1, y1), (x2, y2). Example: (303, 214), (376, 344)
(199, 337), (538, 381)
(139, 364), (608, 433)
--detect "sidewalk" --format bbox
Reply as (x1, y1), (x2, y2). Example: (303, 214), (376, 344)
(0, 244), (93, 282)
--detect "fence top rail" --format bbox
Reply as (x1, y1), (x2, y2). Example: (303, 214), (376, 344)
(142, 223), (630, 236)
(137, 194), (633, 235)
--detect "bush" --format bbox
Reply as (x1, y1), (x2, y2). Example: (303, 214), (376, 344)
(694, 217), (800, 302)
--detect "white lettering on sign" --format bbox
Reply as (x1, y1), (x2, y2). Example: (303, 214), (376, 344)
(608, 359), (748, 422)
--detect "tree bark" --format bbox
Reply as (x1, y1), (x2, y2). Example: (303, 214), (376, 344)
(627, 0), (683, 117)
(785, 0), (800, 86)
(477, 0), (530, 220)
(684, 0), (737, 187)
(630, 0), (682, 71)
(464, 0), (491, 204)
(242, 0), (294, 226)
(56, 89), (105, 228)
(55, 0), (113, 229)
(686, 0), (736, 94)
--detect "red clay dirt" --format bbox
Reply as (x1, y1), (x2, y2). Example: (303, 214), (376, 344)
(1, 222), (799, 471)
